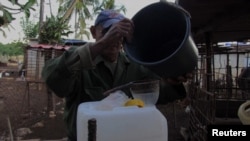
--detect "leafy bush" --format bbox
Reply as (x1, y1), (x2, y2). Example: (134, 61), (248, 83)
(20, 17), (39, 40)
(39, 15), (73, 44)
(0, 42), (25, 56)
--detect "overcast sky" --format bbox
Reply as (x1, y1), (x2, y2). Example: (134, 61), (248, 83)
(0, 0), (175, 44)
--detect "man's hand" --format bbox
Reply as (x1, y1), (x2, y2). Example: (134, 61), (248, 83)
(101, 18), (134, 45)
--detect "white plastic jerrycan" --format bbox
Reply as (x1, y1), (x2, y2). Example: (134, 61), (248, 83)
(77, 101), (168, 141)
(238, 100), (250, 125)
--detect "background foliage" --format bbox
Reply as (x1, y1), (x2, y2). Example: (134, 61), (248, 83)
(0, 42), (25, 56)
(20, 17), (39, 40)
(39, 15), (73, 44)
(0, 0), (37, 37)
(1, 0), (126, 55)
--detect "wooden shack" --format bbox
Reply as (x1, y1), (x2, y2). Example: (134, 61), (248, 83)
(24, 39), (86, 81)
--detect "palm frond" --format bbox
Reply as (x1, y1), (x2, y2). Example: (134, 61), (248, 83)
(0, 28), (7, 38)
(62, 0), (78, 21)
(57, 0), (126, 39)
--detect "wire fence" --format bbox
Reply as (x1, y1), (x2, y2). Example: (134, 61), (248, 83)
(0, 78), (63, 138)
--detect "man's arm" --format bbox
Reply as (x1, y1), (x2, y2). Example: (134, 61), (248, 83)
(42, 43), (94, 97)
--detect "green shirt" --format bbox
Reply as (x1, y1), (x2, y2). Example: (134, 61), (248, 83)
(42, 43), (186, 141)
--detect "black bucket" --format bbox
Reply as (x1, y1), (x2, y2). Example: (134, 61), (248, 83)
(124, 1), (199, 77)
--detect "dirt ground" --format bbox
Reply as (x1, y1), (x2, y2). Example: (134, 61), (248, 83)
(21, 111), (68, 140)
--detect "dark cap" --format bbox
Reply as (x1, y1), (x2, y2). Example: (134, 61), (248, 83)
(94, 10), (125, 28)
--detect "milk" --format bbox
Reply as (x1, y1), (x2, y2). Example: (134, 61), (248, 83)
(77, 102), (168, 141)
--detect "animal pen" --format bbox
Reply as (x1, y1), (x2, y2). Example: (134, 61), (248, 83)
(176, 0), (250, 140)
(0, 44), (68, 135)
(187, 44), (250, 141)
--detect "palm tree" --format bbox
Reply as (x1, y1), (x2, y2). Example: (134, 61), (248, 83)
(92, 0), (126, 14)
(57, 0), (126, 40)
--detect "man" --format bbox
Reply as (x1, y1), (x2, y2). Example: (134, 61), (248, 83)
(42, 10), (191, 141)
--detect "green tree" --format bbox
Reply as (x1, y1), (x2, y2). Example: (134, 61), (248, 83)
(57, 0), (126, 40)
(20, 17), (39, 41)
(93, 0), (126, 13)
(39, 15), (73, 44)
(0, 41), (25, 56)
(0, 0), (37, 36)
(0, 0), (37, 24)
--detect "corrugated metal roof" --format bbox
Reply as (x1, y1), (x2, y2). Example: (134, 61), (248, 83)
(27, 44), (71, 50)
(26, 39), (87, 50)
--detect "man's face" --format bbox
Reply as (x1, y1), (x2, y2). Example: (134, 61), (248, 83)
(92, 25), (123, 62)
